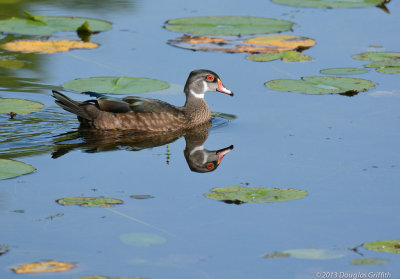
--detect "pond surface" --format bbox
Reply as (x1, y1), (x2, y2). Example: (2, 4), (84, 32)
(1, 0), (400, 278)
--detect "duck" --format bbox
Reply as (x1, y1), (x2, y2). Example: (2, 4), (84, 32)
(52, 69), (233, 131)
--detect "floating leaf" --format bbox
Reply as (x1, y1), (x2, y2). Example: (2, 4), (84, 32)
(168, 34), (315, 55)
(164, 16), (294, 36)
(0, 98), (44, 114)
(320, 67), (368, 75)
(130, 195), (154, 199)
(1, 40), (98, 54)
(265, 76), (376, 95)
(0, 12), (112, 36)
(271, 0), (384, 9)
(0, 58), (24, 69)
(247, 51), (313, 62)
(120, 233), (166, 247)
(10, 260), (75, 273)
(363, 240), (400, 254)
(75, 277), (149, 279)
(62, 77), (170, 94)
(283, 249), (346, 259)
(263, 251), (291, 258)
(352, 51), (400, 61)
(0, 159), (35, 180)
(56, 197), (123, 207)
(350, 258), (389, 265)
(205, 186), (307, 204)
(353, 52), (400, 75)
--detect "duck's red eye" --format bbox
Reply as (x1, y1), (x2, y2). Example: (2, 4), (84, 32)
(206, 75), (214, 81)
(206, 163), (214, 170)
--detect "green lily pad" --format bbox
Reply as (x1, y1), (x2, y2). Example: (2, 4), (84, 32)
(0, 159), (35, 180)
(247, 51), (313, 62)
(363, 240), (400, 254)
(271, 0), (384, 9)
(283, 249), (346, 259)
(0, 11), (112, 36)
(350, 258), (389, 265)
(164, 16), (294, 36)
(353, 52), (400, 75)
(0, 98), (44, 115)
(320, 67), (368, 75)
(56, 197), (123, 207)
(0, 59), (24, 70)
(62, 77), (170, 94)
(205, 186), (307, 204)
(265, 76), (376, 95)
(120, 233), (166, 247)
(352, 51), (400, 61)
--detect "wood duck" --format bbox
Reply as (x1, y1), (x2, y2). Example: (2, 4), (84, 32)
(52, 69), (233, 131)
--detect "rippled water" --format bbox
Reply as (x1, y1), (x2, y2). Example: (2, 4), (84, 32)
(1, 0), (400, 278)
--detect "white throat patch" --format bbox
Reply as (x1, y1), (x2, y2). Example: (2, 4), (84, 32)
(190, 89), (205, 99)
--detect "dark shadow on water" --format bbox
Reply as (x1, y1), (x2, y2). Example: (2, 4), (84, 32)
(52, 121), (233, 173)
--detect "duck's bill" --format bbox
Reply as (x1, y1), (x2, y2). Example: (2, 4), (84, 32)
(217, 79), (234, 96)
(217, 145), (234, 164)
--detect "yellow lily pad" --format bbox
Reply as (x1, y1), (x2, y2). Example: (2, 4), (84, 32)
(168, 34), (315, 57)
(10, 260), (76, 273)
(1, 40), (99, 54)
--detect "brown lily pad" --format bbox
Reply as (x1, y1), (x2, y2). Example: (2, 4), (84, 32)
(1, 40), (98, 54)
(10, 260), (76, 274)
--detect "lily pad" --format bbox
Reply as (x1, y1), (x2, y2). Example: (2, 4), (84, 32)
(283, 249), (346, 259)
(0, 159), (35, 180)
(247, 51), (313, 62)
(168, 34), (315, 55)
(204, 186), (307, 204)
(265, 76), (376, 95)
(56, 197), (123, 207)
(0, 98), (44, 114)
(271, 0), (384, 9)
(320, 67), (368, 75)
(10, 260), (76, 273)
(363, 240), (400, 254)
(0, 11), (112, 36)
(120, 233), (166, 247)
(1, 40), (99, 54)
(130, 195), (154, 199)
(352, 51), (400, 61)
(164, 16), (294, 36)
(62, 77), (170, 94)
(350, 258), (389, 265)
(353, 51), (400, 74)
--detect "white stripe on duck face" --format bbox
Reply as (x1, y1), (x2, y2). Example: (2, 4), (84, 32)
(189, 81), (208, 99)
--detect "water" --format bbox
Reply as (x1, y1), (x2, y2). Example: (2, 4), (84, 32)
(1, 0), (400, 278)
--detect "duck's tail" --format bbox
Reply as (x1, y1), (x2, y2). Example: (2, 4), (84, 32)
(52, 90), (91, 120)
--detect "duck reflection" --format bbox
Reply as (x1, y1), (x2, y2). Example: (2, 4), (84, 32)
(52, 123), (233, 173)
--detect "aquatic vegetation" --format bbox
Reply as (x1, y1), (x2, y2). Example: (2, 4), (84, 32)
(56, 197), (124, 207)
(0, 98), (43, 115)
(353, 51), (400, 74)
(363, 240), (400, 254)
(265, 76), (376, 95)
(0, 11), (112, 36)
(120, 233), (166, 247)
(1, 40), (99, 54)
(320, 67), (368, 75)
(164, 16), (294, 36)
(10, 260), (76, 273)
(205, 186), (307, 204)
(0, 158), (35, 180)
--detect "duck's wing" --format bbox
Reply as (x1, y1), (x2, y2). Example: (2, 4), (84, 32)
(95, 96), (181, 116)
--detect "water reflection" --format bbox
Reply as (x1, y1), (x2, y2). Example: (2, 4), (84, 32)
(52, 123), (233, 173)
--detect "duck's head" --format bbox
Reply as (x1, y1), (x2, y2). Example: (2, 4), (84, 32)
(184, 69), (233, 99)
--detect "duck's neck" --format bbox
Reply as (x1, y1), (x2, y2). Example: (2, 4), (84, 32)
(183, 88), (211, 124)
